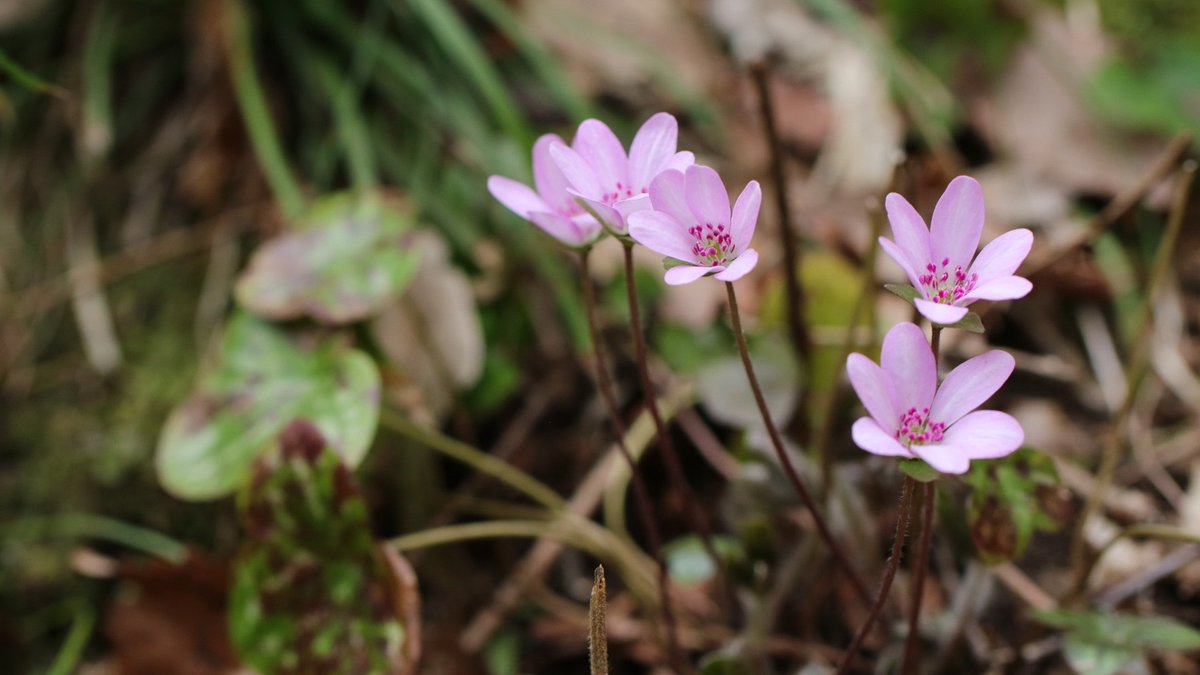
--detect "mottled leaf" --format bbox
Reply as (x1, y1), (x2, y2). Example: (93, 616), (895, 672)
(236, 192), (421, 324)
(230, 421), (420, 675)
(965, 449), (1064, 563)
(156, 312), (380, 500)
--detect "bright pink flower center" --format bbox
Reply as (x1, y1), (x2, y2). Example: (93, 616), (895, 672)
(600, 181), (647, 205)
(688, 222), (735, 267)
(919, 257), (977, 305)
(896, 406), (945, 446)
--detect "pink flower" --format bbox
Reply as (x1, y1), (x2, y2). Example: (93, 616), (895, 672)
(626, 165), (761, 285)
(549, 113), (694, 236)
(487, 134), (604, 249)
(846, 322), (1023, 474)
(881, 176), (1033, 325)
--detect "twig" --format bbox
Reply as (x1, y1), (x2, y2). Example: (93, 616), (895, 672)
(990, 562), (1056, 612)
(590, 565), (609, 675)
(1066, 161), (1196, 599)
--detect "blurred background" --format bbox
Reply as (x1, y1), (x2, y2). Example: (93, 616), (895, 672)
(2, 0), (1200, 673)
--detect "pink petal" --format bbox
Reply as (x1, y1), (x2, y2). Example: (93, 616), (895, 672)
(572, 119), (628, 193)
(685, 165), (731, 229)
(880, 322), (936, 414)
(550, 144), (601, 200)
(911, 443), (971, 475)
(571, 214), (604, 245)
(664, 151), (695, 173)
(969, 228), (1033, 282)
(930, 350), (1014, 427)
(884, 192), (932, 273)
(572, 191), (627, 234)
(627, 112), (678, 191)
(713, 249), (758, 282)
(730, 180), (761, 254)
(851, 417), (913, 458)
(614, 193), (651, 219)
(879, 237), (926, 291)
(963, 275), (1032, 303)
(664, 264), (714, 285)
(942, 410), (1024, 460)
(531, 134), (572, 208)
(529, 211), (592, 247)
(930, 176), (985, 270)
(846, 353), (899, 431)
(648, 169), (691, 225)
(628, 211), (697, 262)
(488, 176), (549, 219)
(914, 298), (969, 325)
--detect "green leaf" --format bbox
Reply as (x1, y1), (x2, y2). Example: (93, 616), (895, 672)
(235, 192), (421, 324)
(230, 422), (420, 674)
(1033, 609), (1200, 652)
(663, 535), (744, 586)
(156, 313), (380, 500)
(1062, 634), (1139, 675)
(940, 311), (984, 333)
(900, 458), (939, 483)
(884, 282), (922, 304)
(965, 449), (1065, 563)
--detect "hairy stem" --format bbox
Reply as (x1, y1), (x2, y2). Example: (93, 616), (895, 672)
(725, 281), (872, 607)
(901, 481), (935, 674)
(582, 249), (689, 674)
(835, 476), (916, 675)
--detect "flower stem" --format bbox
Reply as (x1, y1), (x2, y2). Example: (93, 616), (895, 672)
(622, 244), (725, 565)
(901, 480), (935, 674)
(835, 476), (916, 675)
(581, 249), (689, 675)
(724, 281), (872, 607)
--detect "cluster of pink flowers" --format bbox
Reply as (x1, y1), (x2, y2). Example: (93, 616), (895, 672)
(488, 112), (1033, 476)
(488, 113), (760, 284)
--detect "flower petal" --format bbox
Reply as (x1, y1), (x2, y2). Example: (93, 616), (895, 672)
(911, 443), (971, 475)
(879, 237), (926, 291)
(714, 249), (758, 282)
(664, 151), (695, 173)
(572, 119), (628, 193)
(550, 143), (601, 199)
(969, 228), (1033, 282)
(963, 275), (1032, 303)
(930, 350), (1014, 427)
(942, 410), (1023, 460)
(488, 176), (549, 219)
(571, 191), (627, 234)
(930, 175), (985, 269)
(685, 165), (731, 228)
(614, 193), (651, 219)
(914, 299), (969, 325)
(664, 264), (714, 285)
(880, 321), (936, 414)
(884, 192), (932, 273)
(851, 417), (913, 458)
(532, 134), (572, 208)
(730, 180), (761, 254)
(529, 211), (590, 247)
(648, 169), (691, 225)
(628, 211), (697, 262)
(628, 112), (678, 191)
(846, 353), (899, 431)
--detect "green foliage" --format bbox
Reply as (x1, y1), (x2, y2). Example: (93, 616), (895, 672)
(899, 458), (939, 483)
(963, 449), (1066, 563)
(156, 313), (380, 501)
(230, 422), (418, 674)
(235, 193), (421, 324)
(1033, 609), (1200, 675)
(883, 283), (985, 332)
(878, 0), (1027, 80)
(663, 535), (746, 586)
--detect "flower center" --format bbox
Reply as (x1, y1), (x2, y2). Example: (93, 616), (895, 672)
(896, 407), (945, 446)
(688, 222), (734, 267)
(919, 257), (977, 305)
(600, 181), (648, 205)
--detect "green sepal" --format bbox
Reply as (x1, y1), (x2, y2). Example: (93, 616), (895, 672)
(939, 312), (985, 333)
(884, 283), (921, 304)
(899, 458), (940, 483)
